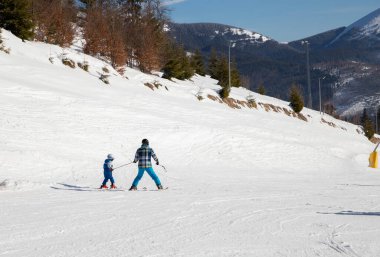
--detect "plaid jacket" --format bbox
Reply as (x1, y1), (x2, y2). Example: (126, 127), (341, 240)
(134, 145), (158, 168)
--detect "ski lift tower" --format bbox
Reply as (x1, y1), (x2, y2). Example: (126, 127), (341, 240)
(302, 40), (312, 109)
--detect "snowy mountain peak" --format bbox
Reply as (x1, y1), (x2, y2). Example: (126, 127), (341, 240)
(330, 8), (380, 44)
(168, 22), (274, 49)
(217, 27), (271, 44)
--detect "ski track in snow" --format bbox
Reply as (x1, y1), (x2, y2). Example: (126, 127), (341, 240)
(0, 30), (380, 257)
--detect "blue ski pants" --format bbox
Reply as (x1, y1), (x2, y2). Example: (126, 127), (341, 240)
(102, 171), (115, 185)
(132, 167), (161, 186)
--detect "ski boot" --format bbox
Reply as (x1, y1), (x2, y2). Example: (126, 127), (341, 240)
(157, 184), (163, 190)
(129, 185), (137, 191)
(110, 184), (117, 189)
(100, 185), (108, 189)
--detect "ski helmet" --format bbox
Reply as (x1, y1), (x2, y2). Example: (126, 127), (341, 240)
(142, 139), (149, 145)
(107, 154), (114, 160)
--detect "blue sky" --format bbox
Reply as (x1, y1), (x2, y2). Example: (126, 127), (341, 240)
(162, 0), (380, 42)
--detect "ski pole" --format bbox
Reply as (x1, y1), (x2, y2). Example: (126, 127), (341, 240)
(113, 162), (134, 171)
(374, 142), (380, 152)
(158, 164), (167, 173)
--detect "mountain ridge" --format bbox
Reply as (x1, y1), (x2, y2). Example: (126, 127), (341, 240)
(168, 8), (380, 118)
(329, 8), (380, 46)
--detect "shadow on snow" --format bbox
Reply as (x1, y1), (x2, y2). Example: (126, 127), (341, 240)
(318, 211), (380, 216)
(338, 184), (380, 187)
(50, 183), (94, 192)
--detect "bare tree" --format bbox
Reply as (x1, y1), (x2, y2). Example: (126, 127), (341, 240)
(30, 0), (76, 47)
(83, 4), (110, 56)
(137, 0), (168, 72)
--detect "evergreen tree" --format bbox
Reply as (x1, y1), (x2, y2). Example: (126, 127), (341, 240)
(217, 56), (230, 98)
(0, 0), (34, 40)
(289, 84), (304, 113)
(217, 56), (229, 87)
(190, 49), (206, 76)
(208, 48), (218, 79)
(162, 45), (193, 80)
(361, 108), (375, 139)
(360, 108), (369, 125)
(376, 106), (380, 134)
(363, 118), (375, 139)
(220, 86), (230, 99)
(230, 59), (241, 87)
(257, 83), (265, 95)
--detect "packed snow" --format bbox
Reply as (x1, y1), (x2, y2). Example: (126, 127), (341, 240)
(1, 29), (379, 257)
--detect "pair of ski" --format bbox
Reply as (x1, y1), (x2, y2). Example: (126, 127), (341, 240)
(98, 186), (168, 192)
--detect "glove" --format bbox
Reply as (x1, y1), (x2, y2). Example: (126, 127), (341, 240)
(156, 161), (159, 165)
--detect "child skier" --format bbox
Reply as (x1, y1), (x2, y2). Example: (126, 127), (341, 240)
(100, 154), (117, 189)
(129, 139), (163, 191)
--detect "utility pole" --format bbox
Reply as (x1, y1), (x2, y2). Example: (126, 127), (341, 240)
(319, 77), (325, 115)
(228, 40), (231, 91)
(302, 41), (312, 109)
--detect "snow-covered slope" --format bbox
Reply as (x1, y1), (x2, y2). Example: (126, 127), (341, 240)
(1, 30), (379, 257)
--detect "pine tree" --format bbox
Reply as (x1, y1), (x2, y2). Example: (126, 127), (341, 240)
(217, 56), (229, 87)
(360, 108), (369, 125)
(289, 84), (304, 113)
(208, 48), (218, 79)
(230, 59), (241, 87)
(162, 59), (180, 80)
(363, 118), (375, 139)
(257, 83), (265, 95)
(0, 0), (34, 41)
(190, 49), (206, 76)
(217, 56), (230, 98)
(162, 45), (193, 80)
(361, 108), (375, 139)
(179, 52), (194, 80)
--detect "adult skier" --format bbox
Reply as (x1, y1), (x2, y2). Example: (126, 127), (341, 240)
(129, 139), (163, 191)
(99, 154), (117, 189)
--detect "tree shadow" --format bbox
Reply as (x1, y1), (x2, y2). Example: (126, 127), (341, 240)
(58, 183), (90, 189)
(50, 183), (93, 192)
(335, 211), (380, 216)
(338, 184), (380, 187)
(319, 211), (380, 216)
